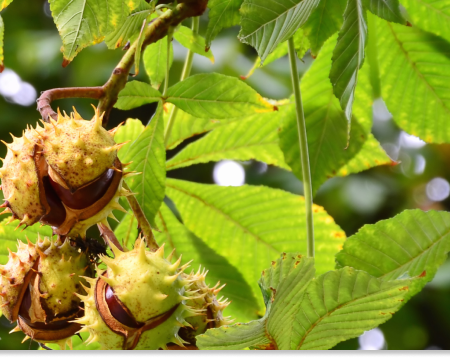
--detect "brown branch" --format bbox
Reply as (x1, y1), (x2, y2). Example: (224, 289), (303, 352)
(37, 0), (208, 126)
(98, 222), (125, 252)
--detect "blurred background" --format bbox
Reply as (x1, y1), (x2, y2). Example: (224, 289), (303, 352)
(1, 0), (449, 350)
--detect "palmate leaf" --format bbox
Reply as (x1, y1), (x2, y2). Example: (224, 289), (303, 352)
(113, 210), (138, 250)
(143, 36), (173, 90)
(239, 0), (319, 61)
(114, 118), (145, 159)
(174, 26), (214, 63)
(0, 219), (53, 264)
(49, 0), (139, 64)
(165, 73), (276, 119)
(115, 81), (161, 110)
(402, 0), (450, 43)
(366, 0), (405, 24)
(336, 210), (450, 299)
(330, 0), (367, 121)
(303, 0), (347, 56)
(198, 254), (411, 350)
(206, 0), (243, 47)
(104, 0), (153, 49)
(279, 35), (390, 195)
(373, 14), (450, 143)
(121, 104), (165, 226)
(165, 179), (346, 311)
(165, 112), (289, 171)
(0, 15), (3, 72)
(155, 203), (259, 322)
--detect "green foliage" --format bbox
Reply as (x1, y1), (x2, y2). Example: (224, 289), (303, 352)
(330, 0), (367, 121)
(402, 0), (450, 43)
(166, 179), (346, 311)
(206, 0), (243, 47)
(303, 0), (347, 56)
(121, 104), (165, 226)
(113, 211), (138, 250)
(143, 36), (174, 90)
(0, 0), (12, 10)
(373, 14), (450, 143)
(165, 73), (276, 118)
(48, 0), (139, 63)
(366, 0), (405, 24)
(155, 203), (259, 322)
(44, 332), (100, 350)
(115, 81), (161, 110)
(239, 0), (319, 61)
(174, 26), (214, 63)
(114, 118), (145, 159)
(0, 15), (3, 70)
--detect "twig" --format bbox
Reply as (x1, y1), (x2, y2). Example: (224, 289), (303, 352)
(98, 222), (125, 252)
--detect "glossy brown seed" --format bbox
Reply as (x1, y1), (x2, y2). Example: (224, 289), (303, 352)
(40, 176), (66, 227)
(105, 284), (142, 329)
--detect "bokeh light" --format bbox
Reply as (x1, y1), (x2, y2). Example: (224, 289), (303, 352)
(213, 160), (245, 187)
(359, 328), (386, 350)
(426, 177), (450, 202)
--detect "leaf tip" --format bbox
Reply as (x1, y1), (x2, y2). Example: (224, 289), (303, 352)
(0, 64), (4, 73)
(62, 58), (71, 68)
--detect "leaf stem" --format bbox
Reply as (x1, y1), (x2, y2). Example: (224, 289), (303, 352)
(162, 27), (174, 97)
(164, 16), (199, 146)
(287, 37), (314, 258)
(367, 13), (381, 99)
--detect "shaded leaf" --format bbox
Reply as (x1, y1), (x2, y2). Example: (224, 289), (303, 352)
(206, 0), (243, 47)
(366, 0), (405, 24)
(374, 14), (450, 143)
(402, 0), (450, 43)
(166, 112), (289, 171)
(114, 118), (145, 159)
(329, 0), (367, 121)
(49, 0), (139, 63)
(239, 0), (320, 61)
(174, 26), (214, 63)
(104, 0), (153, 49)
(166, 73), (276, 119)
(0, 219), (53, 264)
(122, 104), (165, 226)
(166, 179), (346, 310)
(155, 203), (259, 322)
(143, 36), (173, 90)
(336, 209), (450, 298)
(303, 0), (347, 56)
(115, 81), (161, 110)
(113, 211), (138, 250)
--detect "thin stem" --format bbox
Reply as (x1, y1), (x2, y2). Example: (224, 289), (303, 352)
(162, 28), (174, 97)
(164, 16), (199, 146)
(287, 37), (314, 258)
(122, 181), (159, 250)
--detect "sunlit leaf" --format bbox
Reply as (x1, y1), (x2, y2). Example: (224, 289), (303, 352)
(104, 0), (153, 49)
(115, 81), (161, 110)
(166, 179), (346, 310)
(374, 14), (450, 143)
(166, 73), (276, 119)
(0, 0), (13, 10)
(114, 118), (145, 160)
(166, 112), (289, 171)
(155, 203), (259, 322)
(49, 0), (139, 64)
(44, 332), (100, 350)
(329, 0), (367, 121)
(122, 104), (165, 226)
(303, 0), (347, 56)
(206, 0), (243, 47)
(402, 0), (450, 43)
(174, 26), (214, 63)
(366, 0), (405, 24)
(0, 15), (4, 72)
(336, 209), (450, 299)
(114, 211), (138, 250)
(143, 36), (174, 90)
(239, 0), (319, 61)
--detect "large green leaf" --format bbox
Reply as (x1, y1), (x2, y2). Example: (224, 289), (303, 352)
(114, 118), (145, 160)
(206, 0), (243, 47)
(174, 26), (214, 63)
(336, 210), (450, 298)
(239, 0), (319, 61)
(165, 73), (276, 119)
(0, 219), (53, 264)
(402, 0), (450, 43)
(155, 203), (259, 322)
(143, 36), (174, 90)
(366, 0), (405, 23)
(0, 0), (12, 10)
(374, 14), (450, 143)
(166, 179), (346, 310)
(330, 0), (367, 121)
(115, 81), (161, 110)
(0, 15), (3, 72)
(303, 0), (347, 56)
(104, 0), (153, 49)
(166, 112), (289, 171)
(49, 0), (138, 64)
(121, 104), (165, 226)
(279, 35), (390, 194)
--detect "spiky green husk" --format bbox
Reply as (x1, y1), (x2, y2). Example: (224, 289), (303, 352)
(76, 240), (204, 350)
